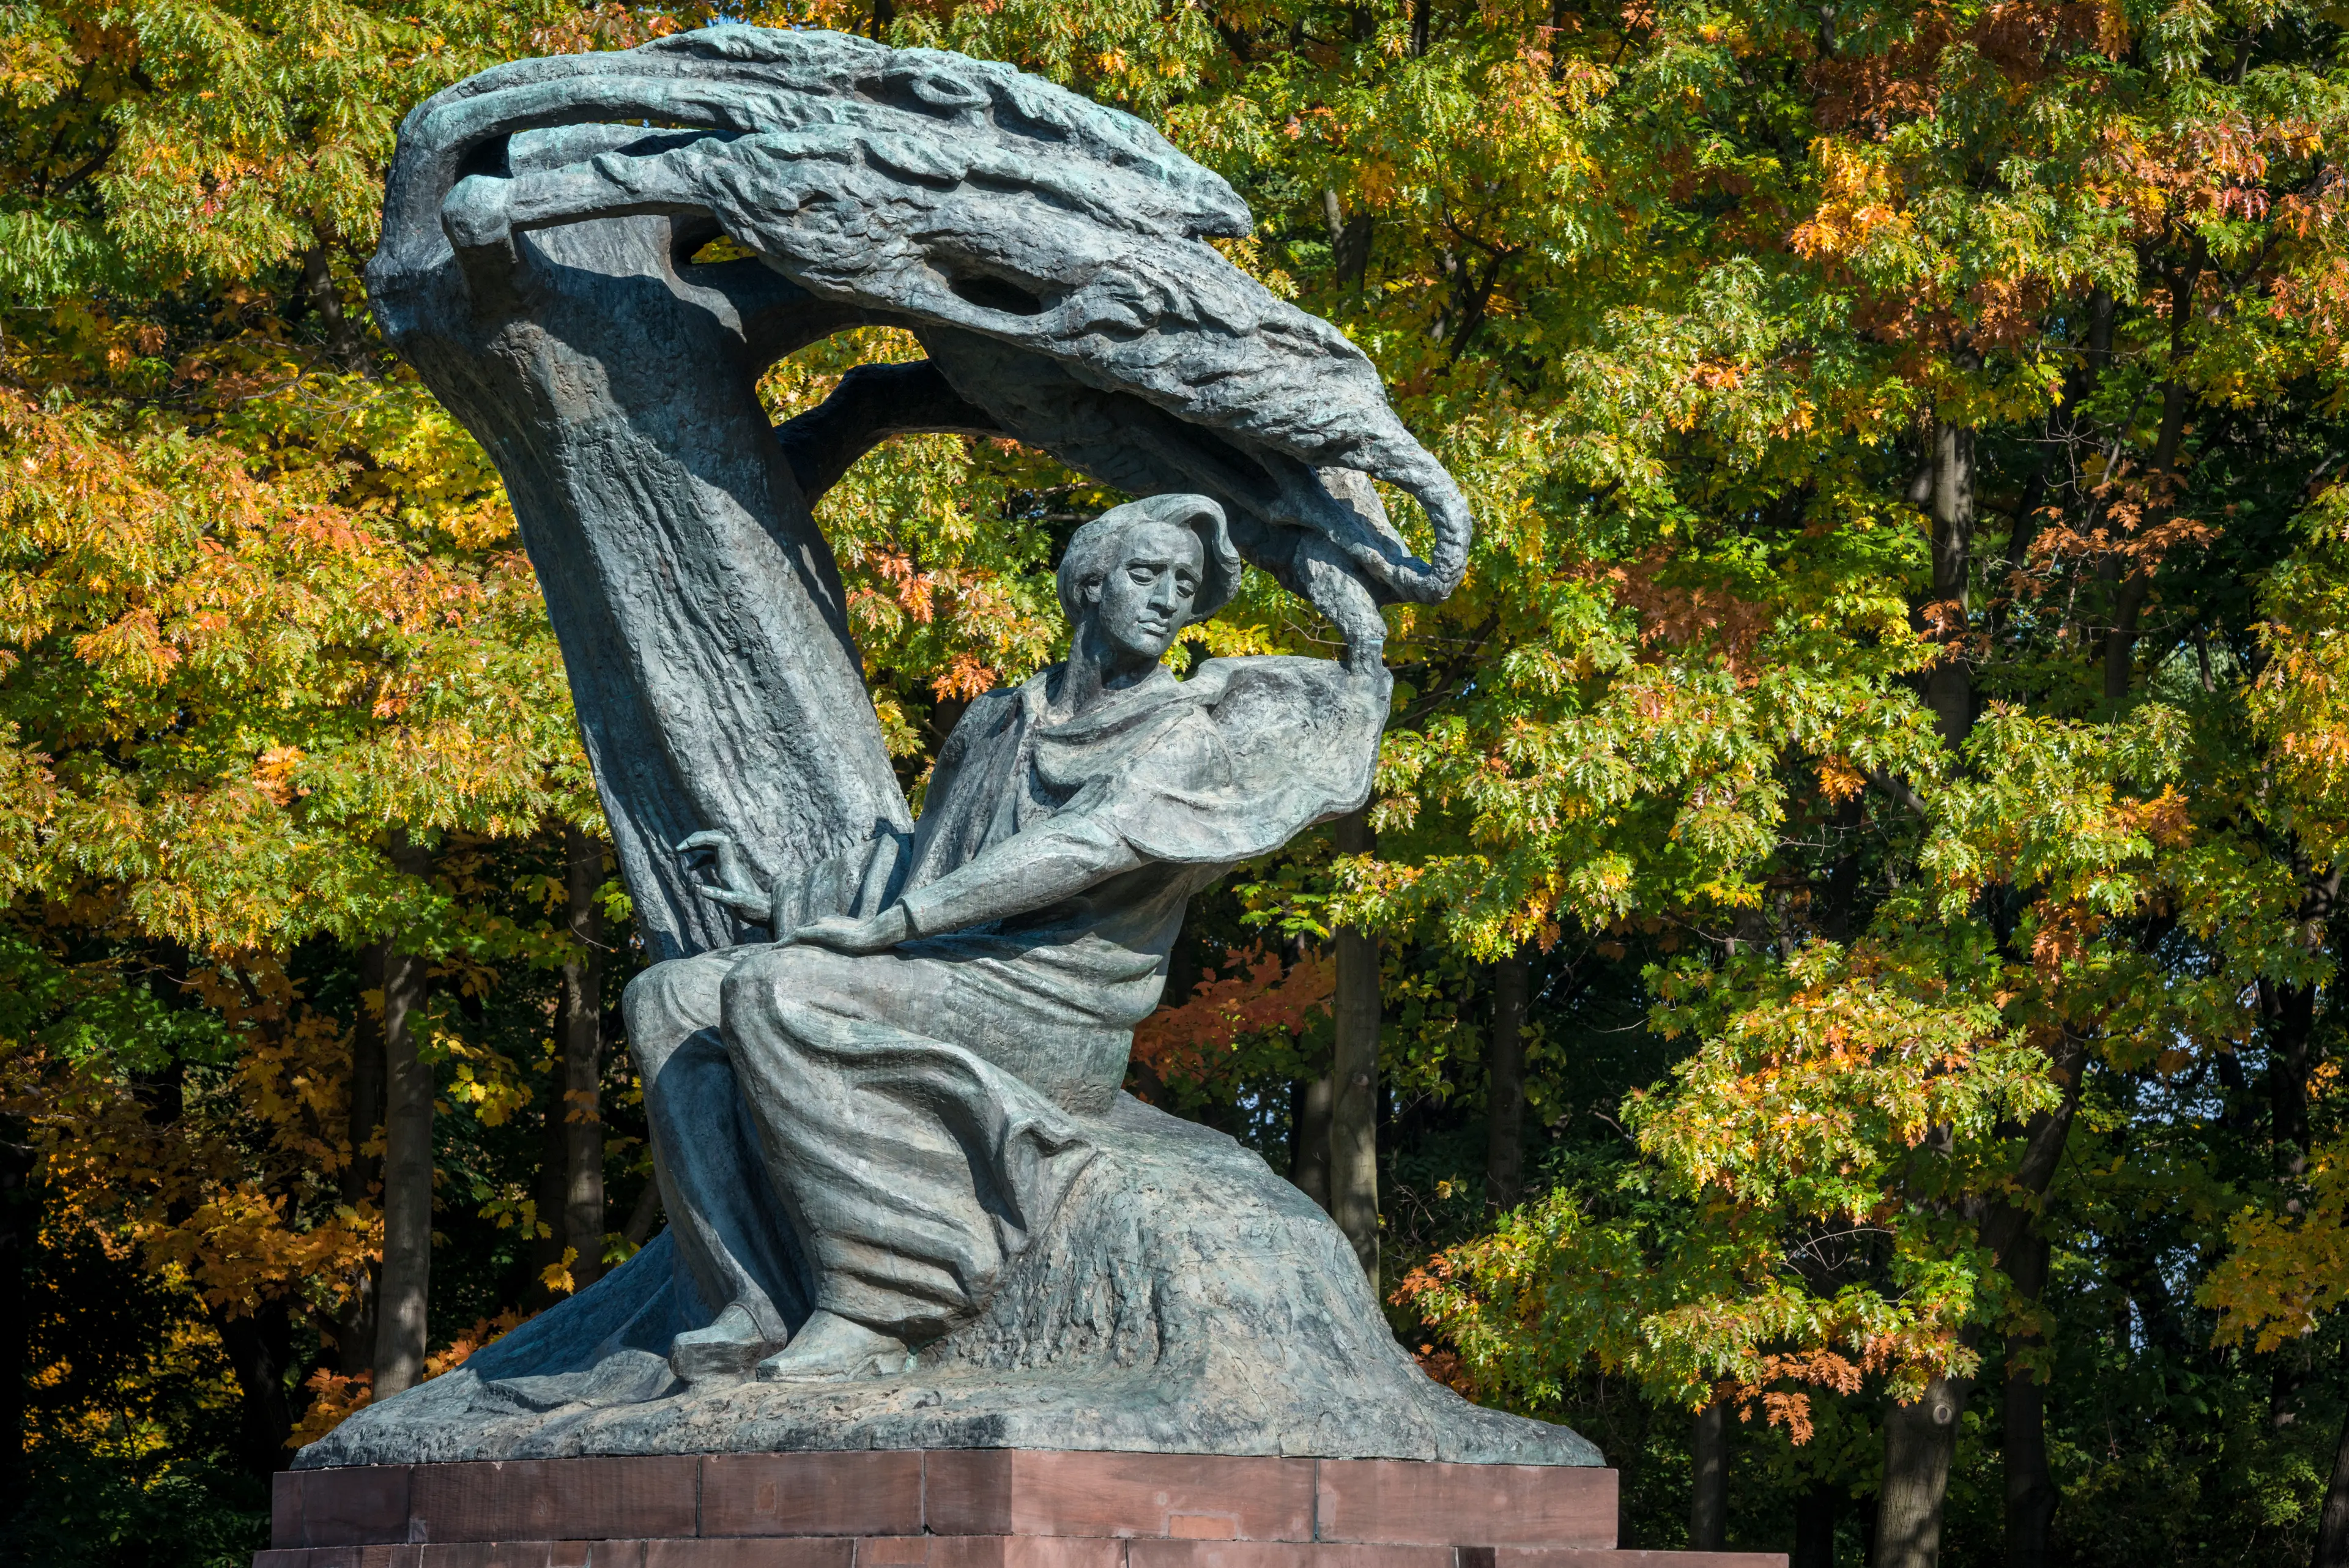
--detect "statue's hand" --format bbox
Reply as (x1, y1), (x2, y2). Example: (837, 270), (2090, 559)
(785, 906), (915, 956)
(677, 830), (768, 919)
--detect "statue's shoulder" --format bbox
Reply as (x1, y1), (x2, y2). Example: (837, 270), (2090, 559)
(1179, 655), (1392, 719)
(939, 670), (1049, 757)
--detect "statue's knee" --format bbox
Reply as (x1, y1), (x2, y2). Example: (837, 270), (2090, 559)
(622, 962), (678, 1036)
(719, 943), (857, 1034)
(625, 954), (727, 1075)
(719, 944), (801, 1021)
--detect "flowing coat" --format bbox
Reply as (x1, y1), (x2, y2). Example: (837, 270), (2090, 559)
(631, 655), (1389, 1342)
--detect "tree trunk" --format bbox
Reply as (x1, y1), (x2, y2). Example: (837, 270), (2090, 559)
(1330, 808), (1381, 1282)
(2314, 1403), (2349, 1568)
(214, 1297), (296, 1481)
(1923, 420), (1976, 752)
(2264, 976), (2316, 1181)
(622, 1176), (665, 1249)
(300, 240), (363, 362)
(1291, 1070), (1334, 1211)
(1321, 190), (1373, 297)
(560, 822), (607, 1289)
(2003, 1232), (2058, 1568)
(371, 837), (435, 1399)
(1409, 0), (1432, 56)
(0, 1118), (30, 1492)
(532, 1051), (570, 1303)
(1875, 1036), (2085, 1568)
(1485, 945), (1529, 1211)
(336, 942), (387, 1375)
(2104, 262), (2199, 710)
(1690, 1397), (1729, 1551)
(1795, 1482), (1840, 1568)
(1872, 1372), (1971, 1568)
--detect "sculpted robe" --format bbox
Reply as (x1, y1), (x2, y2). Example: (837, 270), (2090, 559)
(625, 655), (1389, 1345)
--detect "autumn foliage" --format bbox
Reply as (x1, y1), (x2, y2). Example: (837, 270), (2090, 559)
(8, 0), (2349, 1562)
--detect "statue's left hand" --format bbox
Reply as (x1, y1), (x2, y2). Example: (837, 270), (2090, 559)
(785, 905), (915, 955)
(678, 830), (770, 920)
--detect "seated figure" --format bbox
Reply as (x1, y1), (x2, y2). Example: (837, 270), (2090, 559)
(622, 494), (1392, 1382)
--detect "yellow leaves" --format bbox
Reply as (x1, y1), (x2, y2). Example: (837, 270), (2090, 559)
(72, 605), (180, 683)
(1816, 756), (1866, 802)
(1639, 937), (2046, 1209)
(2203, 1134), (2349, 1352)
(540, 1245), (580, 1297)
(2117, 785), (2192, 850)
(1789, 138), (1910, 269)
(253, 745), (306, 806)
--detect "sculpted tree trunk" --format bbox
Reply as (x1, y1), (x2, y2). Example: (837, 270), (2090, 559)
(1690, 1397), (1728, 1551)
(1485, 945), (1528, 1211)
(372, 836), (436, 1399)
(560, 822), (608, 1289)
(1331, 807), (1381, 1281)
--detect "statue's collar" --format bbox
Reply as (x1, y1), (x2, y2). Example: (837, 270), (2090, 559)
(1020, 662), (1187, 742)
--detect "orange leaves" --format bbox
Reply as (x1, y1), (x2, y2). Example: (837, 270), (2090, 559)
(2026, 470), (2217, 590)
(1712, 1350), (1868, 1443)
(526, 3), (680, 57)
(1, 955), (384, 1336)
(1807, 1), (2112, 139)
(253, 745), (306, 806)
(1131, 945), (1335, 1089)
(288, 1310), (529, 1447)
(1587, 549), (1774, 680)
(2117, 785), (2191, 850)
(932, 652), (998, 702)
(290, 1367), (374, 1450)
(72, 606), (180, 684)
(1, 370), (587, 954)
(1816, 757), (1867, 803)
(867, 545), (938, 626)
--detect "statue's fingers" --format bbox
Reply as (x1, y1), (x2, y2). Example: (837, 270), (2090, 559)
(443, 152), (712, 255)
(412, 73), (793, 165)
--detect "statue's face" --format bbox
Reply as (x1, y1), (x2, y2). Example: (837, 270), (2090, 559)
(1087, 519), (1204, 666)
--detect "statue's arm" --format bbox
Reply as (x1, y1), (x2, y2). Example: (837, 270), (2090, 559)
(787, 813), (1143, 954)
(776, 361), (1001, 508)
(899, 813), (1143, 936)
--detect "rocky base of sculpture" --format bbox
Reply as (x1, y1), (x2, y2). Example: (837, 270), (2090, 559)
(256, 1449), (1789, 1567)
(300, 1099), (1594, 1469)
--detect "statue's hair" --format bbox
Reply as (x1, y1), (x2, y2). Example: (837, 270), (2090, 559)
(1056, 495), (1242, 626)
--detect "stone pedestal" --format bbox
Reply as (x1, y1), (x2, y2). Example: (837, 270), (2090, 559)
(257, 1452), (1785, 1568)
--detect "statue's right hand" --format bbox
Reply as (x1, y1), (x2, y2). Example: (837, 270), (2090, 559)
(677, 830), (768, 918)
